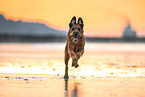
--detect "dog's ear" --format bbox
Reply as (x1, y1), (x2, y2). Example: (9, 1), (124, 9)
(69, 16), (76, 28)
(78, 17), (84, 28)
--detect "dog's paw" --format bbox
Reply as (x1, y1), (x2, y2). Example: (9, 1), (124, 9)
(75, 64), (79, 68)
(72, 61), (79, 68)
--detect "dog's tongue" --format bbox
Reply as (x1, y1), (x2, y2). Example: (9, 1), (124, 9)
(73, 38), (78, 41)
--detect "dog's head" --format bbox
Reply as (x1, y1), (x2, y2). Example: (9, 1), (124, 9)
(68, 16), (84, 42)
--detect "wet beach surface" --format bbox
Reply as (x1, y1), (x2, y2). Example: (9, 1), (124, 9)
(0, 43), (145, 97)
(0, 73), (145, 97)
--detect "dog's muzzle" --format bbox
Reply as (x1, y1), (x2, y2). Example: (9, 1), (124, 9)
(73, 32), (79, 41)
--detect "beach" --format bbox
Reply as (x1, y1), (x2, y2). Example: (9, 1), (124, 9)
(0, 43), (145, 97)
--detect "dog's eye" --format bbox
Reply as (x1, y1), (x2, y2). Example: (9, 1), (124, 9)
(78, 28), (81, 31)
(72, 28), (75, 31)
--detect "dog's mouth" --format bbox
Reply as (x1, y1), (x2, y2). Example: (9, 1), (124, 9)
(73, 37), (79, 41)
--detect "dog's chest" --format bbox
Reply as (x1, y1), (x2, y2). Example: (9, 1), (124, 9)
(73, 46), (79, 53)
(71, 44), (80, 53)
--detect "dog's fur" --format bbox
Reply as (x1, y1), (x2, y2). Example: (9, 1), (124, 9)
(64, 16), (85, 78)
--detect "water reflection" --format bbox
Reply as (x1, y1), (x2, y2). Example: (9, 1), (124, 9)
(64, 79), (78, 97)
(65, 79), (68, 97)
(71, 82), (78, 97)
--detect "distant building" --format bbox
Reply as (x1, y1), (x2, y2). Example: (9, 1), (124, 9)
(122, 22), (137, 38)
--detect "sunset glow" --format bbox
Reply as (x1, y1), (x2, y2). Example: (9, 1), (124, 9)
(0, 0), (145, 37)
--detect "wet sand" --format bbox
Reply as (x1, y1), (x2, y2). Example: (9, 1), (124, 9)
(0, 43), (145, 97)
(0, 73), (145, 97)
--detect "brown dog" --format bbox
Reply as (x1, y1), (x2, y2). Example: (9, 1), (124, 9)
(64, 16), (85, 78)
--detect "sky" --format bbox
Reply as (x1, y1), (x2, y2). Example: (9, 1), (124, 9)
(0, 0), (145, 37)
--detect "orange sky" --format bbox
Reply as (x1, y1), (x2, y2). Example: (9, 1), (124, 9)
(0, 0), (145, 37)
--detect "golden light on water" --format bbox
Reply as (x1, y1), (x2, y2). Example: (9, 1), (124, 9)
(0, 43), (145, 78)
(0, 43), (145, 97)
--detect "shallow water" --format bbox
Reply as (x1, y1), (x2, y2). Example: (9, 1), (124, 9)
(0, 43), (145, 97)
(0, 43), (145, 77)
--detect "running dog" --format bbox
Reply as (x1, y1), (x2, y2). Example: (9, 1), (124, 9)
(64, 16), (85, 78)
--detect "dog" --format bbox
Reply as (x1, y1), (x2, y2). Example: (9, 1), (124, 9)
(64, 16), (85, 78)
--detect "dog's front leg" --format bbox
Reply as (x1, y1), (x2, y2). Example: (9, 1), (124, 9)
(76, 50), (84, 59)
(70, 52), (78, 68)
(71, 52), (77, 62)
(64, 45), (70, 79)
(71, 50), (84, 68)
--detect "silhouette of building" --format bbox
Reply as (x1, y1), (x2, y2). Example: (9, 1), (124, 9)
(122, 22), (137, 38)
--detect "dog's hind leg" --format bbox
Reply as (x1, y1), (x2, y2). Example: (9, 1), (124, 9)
(64, 45), (70, 79)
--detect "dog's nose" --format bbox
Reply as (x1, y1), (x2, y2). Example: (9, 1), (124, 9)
(74, 32), (79, 36)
